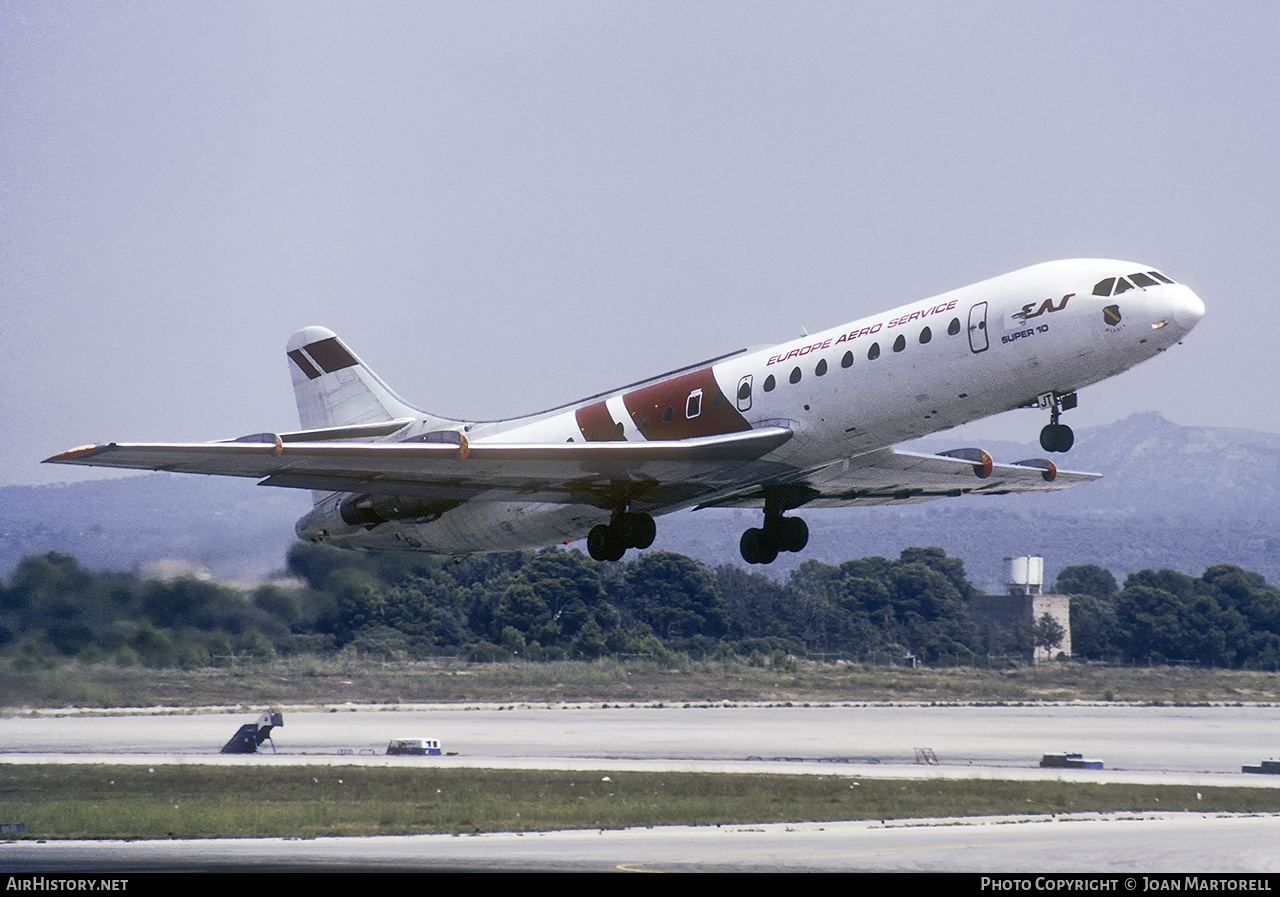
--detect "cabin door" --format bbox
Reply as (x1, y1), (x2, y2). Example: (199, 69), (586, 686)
(968, 302), (989, 353)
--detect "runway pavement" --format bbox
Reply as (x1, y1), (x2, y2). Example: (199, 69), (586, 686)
(3, 702), (1280, 871)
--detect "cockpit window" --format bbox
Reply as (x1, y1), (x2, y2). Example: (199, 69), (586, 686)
(1093, 270), (1177, 297)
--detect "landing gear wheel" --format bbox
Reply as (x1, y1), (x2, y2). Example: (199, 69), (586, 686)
(779, 516), (809, 553)
(1039, 423), (1074, 453)
(740, 527), (778, 565)
(741, 515), (809, 564)
(587, 524), (626, 562)
(622, 512), (656, 550)
(1038, 391), (1077, 453)
(587, 510), (656, 561)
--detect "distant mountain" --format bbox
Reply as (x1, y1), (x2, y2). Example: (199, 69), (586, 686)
(4, 413), (1278, 590)
(0, 475), (309, 581)
(645, 412), (1280, 589)
(914, 411), (1280, 520)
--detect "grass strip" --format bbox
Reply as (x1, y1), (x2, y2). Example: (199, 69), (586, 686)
(3, 764), (1279, 840)
(5, 659), (1279, 710)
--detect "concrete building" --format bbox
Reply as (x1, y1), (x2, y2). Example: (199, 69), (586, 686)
(970, 556), (1072, 663)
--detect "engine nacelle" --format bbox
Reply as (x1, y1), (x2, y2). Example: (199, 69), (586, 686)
(295, 492), (459, 542)
(940, 447), (994, 478)
(339, 493), (459, 528)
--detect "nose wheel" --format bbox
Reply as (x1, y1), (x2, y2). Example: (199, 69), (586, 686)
(1038, 391), (1076, 453)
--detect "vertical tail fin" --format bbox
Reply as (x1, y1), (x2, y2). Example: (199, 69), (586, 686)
(285, 326), (454, 431)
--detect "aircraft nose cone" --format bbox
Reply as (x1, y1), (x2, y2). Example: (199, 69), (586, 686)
(1173, 286), (1206, 334)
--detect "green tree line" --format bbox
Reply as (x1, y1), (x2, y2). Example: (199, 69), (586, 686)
(3, 547), (1279, 669)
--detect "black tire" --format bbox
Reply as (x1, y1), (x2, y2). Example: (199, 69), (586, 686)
(741, 527), (779, 564)
(587, 524), (612, 561)
(623, 512), (656, 549)
(1040, 423), (1074, 453)
(780, 516), (809, 553)
(1057, 424), (1075, 452)
(604, 531), (627, 561)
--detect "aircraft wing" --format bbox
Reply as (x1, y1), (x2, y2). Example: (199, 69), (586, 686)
(44, 428), (796, 512)
(698, 446), (1100, 509)
(46, 431), (1096, 514)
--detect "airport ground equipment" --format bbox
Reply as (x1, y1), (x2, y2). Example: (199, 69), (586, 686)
(1040, 752), (1103, 769)
(220, 710), (283, 754)
(1242, 759), (1280, 775)
(386, 737), (442, 756)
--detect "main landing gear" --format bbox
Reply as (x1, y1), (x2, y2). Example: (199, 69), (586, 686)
(587, 511), (656, 562)
(1038, 391), (1077, 453)
(740, 509), (809, 565)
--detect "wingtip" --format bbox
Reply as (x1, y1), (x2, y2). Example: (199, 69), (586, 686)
(44, 444), (106, 464)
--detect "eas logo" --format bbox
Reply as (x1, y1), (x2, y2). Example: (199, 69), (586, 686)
(1012, 293), (1074, 322)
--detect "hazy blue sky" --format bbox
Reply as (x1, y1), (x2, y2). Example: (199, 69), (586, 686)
(4, 1), (1277, 487)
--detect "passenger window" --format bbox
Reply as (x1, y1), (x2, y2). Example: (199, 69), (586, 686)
(763, 374), (776, 392)
(868, 342), (880, 360)
(789, 366), (802, 384)
(841, 350), (853, 368)
(662, 406), (674, 424)
(815, 358), (828, 376)
(893, 334), (906, 352)
(948, 318), (961, 336)
(920, 326), (931, 344)
(712, 390), (725, 408)
(637, 413), (650, 431)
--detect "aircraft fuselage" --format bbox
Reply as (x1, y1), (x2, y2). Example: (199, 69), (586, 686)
(295, 258), (1204, 557)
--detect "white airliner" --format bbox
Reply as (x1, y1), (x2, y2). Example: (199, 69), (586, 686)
(46, 259), (1204, 564)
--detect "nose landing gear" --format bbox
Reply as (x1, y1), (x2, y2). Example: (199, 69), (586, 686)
(1038, 391), (1077, 453)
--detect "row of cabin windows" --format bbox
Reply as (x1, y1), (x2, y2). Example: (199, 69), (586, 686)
(602, 308), (960, 432)
(1093, 270), (1175, 297)
(614, 274), (1162, 431)
(759, 316), (962, 392)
